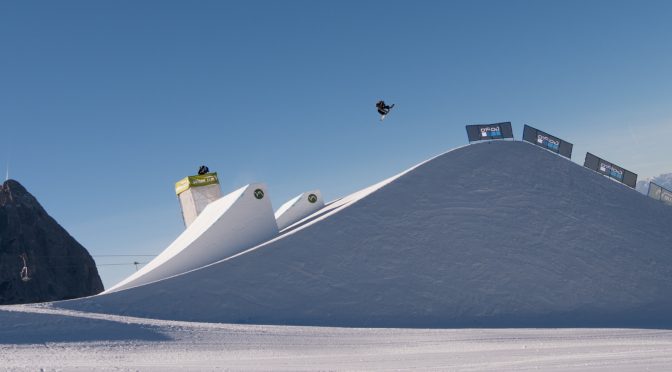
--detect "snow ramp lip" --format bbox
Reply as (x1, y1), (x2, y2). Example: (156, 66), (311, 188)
(59, 141), (672, 328)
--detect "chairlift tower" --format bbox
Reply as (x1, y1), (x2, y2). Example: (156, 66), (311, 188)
(175, 172), (222, 227)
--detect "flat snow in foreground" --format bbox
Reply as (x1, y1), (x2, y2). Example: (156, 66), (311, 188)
(1, 305), (672, 371)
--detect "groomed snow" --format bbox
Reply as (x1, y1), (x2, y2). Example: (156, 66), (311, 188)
(2, 141), (672, 370)
(106, 183), (278, 293)
(59, 141), (672, 328)
(2, 304), (672, 371)
(275, 190), (325, 231)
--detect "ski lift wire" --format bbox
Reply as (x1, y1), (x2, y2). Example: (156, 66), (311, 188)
(97, 262), (149, 267)
(93, 255), (156, 257)
(11, 262), (150, 270)
(0, 254), (157, 258)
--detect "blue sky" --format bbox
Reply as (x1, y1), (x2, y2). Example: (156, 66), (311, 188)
(2, 0), (671, 288)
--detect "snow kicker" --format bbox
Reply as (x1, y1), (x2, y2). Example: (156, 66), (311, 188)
(106, 183), (278, 293)
(61, 141), (672, 328)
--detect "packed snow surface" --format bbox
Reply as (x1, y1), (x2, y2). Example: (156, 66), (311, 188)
(107, 183), (278, 293)
(275, 189), (324, 230)
(2, 304), (672, 371)
(59, 141), (672, 327)
(3, 141), (672, 370)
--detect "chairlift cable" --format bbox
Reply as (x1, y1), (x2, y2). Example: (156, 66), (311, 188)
(0, 254), (157, 258)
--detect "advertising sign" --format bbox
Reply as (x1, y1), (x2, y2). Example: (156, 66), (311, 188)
(599, 161), (624, 181)
(175, 172), (220, 195)
(522, 125), (573, 159)
(466, 122), (514, 142)
(648, 182), (672, 206)
(664, 193), (672, 205)
(583, 153), (637, 188)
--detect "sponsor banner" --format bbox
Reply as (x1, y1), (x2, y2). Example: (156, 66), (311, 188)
(583, 153), (637, 188)
(648, 182), (672, 206)
(538, 134), (560, 151)
(648, 183), (662, 199)
(254, 188), (265, 199)
(175, 178), (191, 195)
(522, 125), (573, 159)
(599, 161), (624, 181)
(175, 172), (220, 195)
(663, 193), (672, 205)
(466, 122), (514, 142)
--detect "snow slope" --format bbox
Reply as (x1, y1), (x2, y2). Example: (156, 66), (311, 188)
(2, 304), (672, 371)
(107, 183), (278, 293)
(61, 141), (672, 327)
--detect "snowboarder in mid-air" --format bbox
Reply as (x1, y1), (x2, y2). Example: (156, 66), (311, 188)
(376, 100), (395, 121)
(198, 165), (209, 175)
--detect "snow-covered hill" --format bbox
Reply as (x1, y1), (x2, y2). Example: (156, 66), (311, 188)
(58, 141), (672, 328)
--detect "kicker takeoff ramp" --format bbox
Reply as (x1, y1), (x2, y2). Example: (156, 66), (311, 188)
(106, 183), (278, 293)
(64, 141), (672, 328)
(275, 190), (324, 230)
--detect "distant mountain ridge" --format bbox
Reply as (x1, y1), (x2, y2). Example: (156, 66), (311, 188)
(0, 180), (103, 304)
(636, 172), (672, 194)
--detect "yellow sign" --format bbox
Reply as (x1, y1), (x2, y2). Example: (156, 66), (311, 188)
(175, 173), (219, 195)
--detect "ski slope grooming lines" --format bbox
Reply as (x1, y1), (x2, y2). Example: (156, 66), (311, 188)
(63, 141), (672, 328)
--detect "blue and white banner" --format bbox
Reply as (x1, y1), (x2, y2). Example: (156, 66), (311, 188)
(522, 125), (573, 159)
(584, 152), (637, 188)
(466, 122), (514, 142)
(648, 182), (672, 206)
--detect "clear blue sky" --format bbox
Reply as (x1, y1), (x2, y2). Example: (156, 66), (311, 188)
(2, 0), (671, 288)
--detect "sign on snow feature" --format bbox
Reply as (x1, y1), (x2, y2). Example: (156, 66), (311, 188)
(538, 134), (560, 151)
(600, 162), (624, 181)
(648, 182), (672, 206)
(522, 125), (573, 159)
(465, 122), (514, 143)
(583, 152), (637, 188)
(175, 172), (220, 195)
(481, 126), (501, 138)
(275, 190), (325, 231)
(175, 172), (222, 228)
(254, 189), (265, 199)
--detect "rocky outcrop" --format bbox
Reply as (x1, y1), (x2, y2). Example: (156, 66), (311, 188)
(0, 180), (103, 304)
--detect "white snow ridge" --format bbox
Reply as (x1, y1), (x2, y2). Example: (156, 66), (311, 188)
(107, 183), (278, 293)
(58, 141), (672, 328)
(275, 190), (324, 231)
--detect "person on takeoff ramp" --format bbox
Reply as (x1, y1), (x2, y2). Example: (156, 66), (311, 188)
(376, 100), (395, 121)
